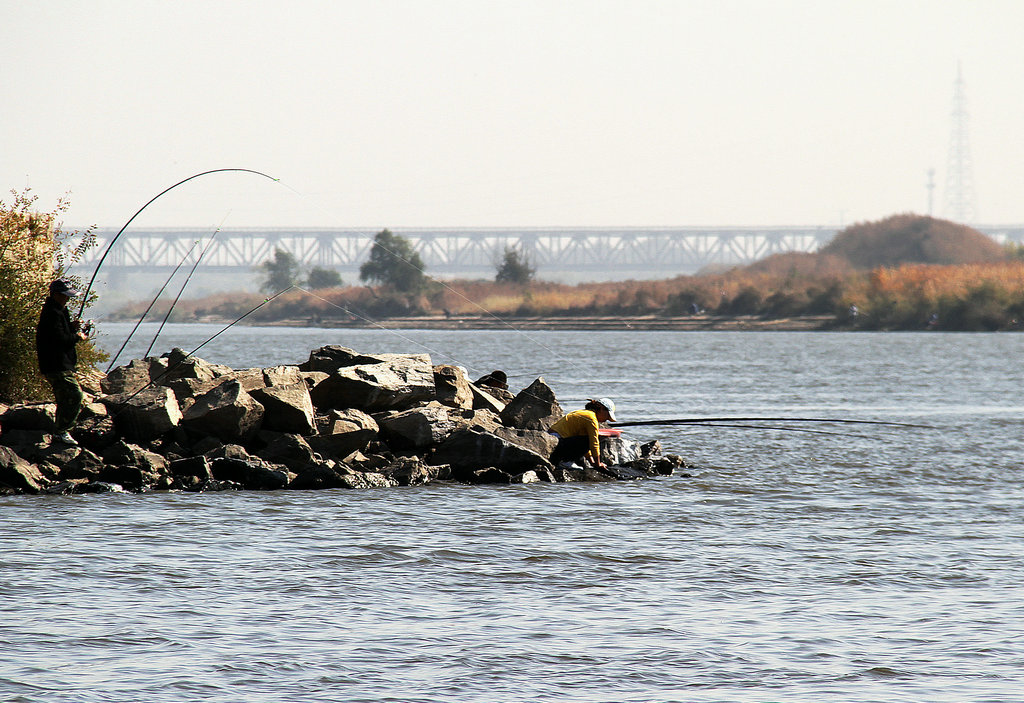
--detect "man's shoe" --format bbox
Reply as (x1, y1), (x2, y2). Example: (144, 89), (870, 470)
(56, 432), (78, 445)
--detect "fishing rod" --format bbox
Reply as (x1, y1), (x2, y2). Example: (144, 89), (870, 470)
(610, 416), (933, 429)
(659, 422), (875, 439)
(77, 168), (278, 319)
(105, 241), (199, 373)
(93, 286), (296, 426)
(144, 220), (227, 359)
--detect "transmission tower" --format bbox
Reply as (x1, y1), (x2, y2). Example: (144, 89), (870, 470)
(943, 63), (978, 223)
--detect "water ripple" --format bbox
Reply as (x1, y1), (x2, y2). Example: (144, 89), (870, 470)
(3, 330), (1024, 701)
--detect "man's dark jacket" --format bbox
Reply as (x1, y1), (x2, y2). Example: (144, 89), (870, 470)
(36, 297), (79, 375)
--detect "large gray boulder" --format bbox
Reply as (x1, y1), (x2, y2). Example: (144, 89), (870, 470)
(380, 457), (448, 486)
(101, 440), (170, 474)
(493, 426), (559, 458)
(182, 380), (264, 442)
(470, 385), (506, 413)
(0, 446), (47, 493)
(433, 365), (473, 409)
(299, 345), (389, 373)
(338, 471), (399, 489)
(465, 467), (546, 484)
(308, 355), (435, 411)
(263, 365), (304, 387)
(289, 463), (352, 490)
(600, 434), (648, 466)
(31, 444), (103, 481)
(499, 377), (562, 431)
(169, 456), (214, 481)
(307, 408), (379, 460)
(217, 368), (267, 392)
(101, 358), (153, 395)
(171, 368), (266, 401)
(290, 463), (397, 490)
(0, 403), (56, 432)
(210, 457), (290, 490)
(95, 440), (171, 490)
(250, 383), (315, 435)
(448, 407), (503, 433)
(430, 427), (553, 476)
(377, 402), (457, 449)
(153, 349), (227, 386)
(103, 386), (182, 442)
(256, 433), (318, 471)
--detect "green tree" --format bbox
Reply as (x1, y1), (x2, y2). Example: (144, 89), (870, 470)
(307, 266), (343, 289)
(1, 189), (104, 401)
(258, 248), (303, 293)
(495, 246), (535, 285)
(359, 229), (427, 293)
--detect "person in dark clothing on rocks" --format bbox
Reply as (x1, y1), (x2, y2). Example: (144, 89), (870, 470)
(548, 397), (617, 470)
(36, 279), (89, 445)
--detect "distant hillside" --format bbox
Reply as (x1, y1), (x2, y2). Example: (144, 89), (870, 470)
(820, 213), (1006, 269)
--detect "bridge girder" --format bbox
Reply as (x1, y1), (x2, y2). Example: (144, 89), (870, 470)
(76, 225), (1024, 277)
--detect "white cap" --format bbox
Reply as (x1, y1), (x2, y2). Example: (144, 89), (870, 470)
(594, 397), (617, 422)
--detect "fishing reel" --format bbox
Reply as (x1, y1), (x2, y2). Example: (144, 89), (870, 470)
(76, 319), (96, 338)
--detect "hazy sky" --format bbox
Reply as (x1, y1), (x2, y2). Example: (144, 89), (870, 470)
(3, 0), (1022, 230)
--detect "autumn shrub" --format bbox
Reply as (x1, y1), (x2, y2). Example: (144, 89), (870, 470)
(663, 286), (711, 315)
(718, 286), (764, 315)
(936, 282), (1016, 331)
(0, 189), (104, 401)
(840, 262), (1024, 330)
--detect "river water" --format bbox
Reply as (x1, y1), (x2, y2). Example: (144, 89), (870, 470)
(2, 324), (1022, 702)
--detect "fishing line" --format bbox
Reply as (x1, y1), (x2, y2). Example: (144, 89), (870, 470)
(272, 179), (621, 400)
(92, 286), (297, 427)
(291, 285), (498, 378)
(288, 285), (600, 409)
(144, 213), (232, 359)
(104, 240), (199, 373)
(610, 417), (933, 429)
(78, 168), (279, 319)
(663, 422), (876, 439)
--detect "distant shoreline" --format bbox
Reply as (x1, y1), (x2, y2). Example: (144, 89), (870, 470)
(162, 314), (837, 332)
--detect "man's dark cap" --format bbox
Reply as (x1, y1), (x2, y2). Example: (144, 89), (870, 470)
(49, 279), (81, 297)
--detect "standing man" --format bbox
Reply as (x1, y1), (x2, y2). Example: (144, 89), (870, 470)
(548, 398), (617, 470)
(36, 279), (89, 444)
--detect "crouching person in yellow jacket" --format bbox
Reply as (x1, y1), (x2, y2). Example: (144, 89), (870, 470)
(548, 398), (617, 469)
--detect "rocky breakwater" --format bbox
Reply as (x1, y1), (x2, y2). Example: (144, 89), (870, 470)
(0, 345), (686, 496)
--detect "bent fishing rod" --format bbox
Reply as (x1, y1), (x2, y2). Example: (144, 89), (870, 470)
(76, 168), (278, 319)
(143, 219), (229, 360)
(610, 417), (933, 429)
(105, 241), (199, 372)
(89, 286), (295, 426)
(646, 422), (876, 439)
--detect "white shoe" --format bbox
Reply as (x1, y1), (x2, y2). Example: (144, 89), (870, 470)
(557, 461), (582, 469)
(57, 432), (78, 445)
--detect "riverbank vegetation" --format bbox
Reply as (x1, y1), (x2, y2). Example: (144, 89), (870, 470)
(1, 190), (106, 402)
(108, 214), (1024, 332)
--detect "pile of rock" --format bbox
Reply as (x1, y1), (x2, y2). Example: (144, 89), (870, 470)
(0, 345), (686, 495)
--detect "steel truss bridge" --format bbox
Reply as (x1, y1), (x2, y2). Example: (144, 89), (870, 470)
(78, 225), (1024, 280)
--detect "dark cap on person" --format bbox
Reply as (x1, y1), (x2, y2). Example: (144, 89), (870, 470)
(49, 279), (81, 297)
